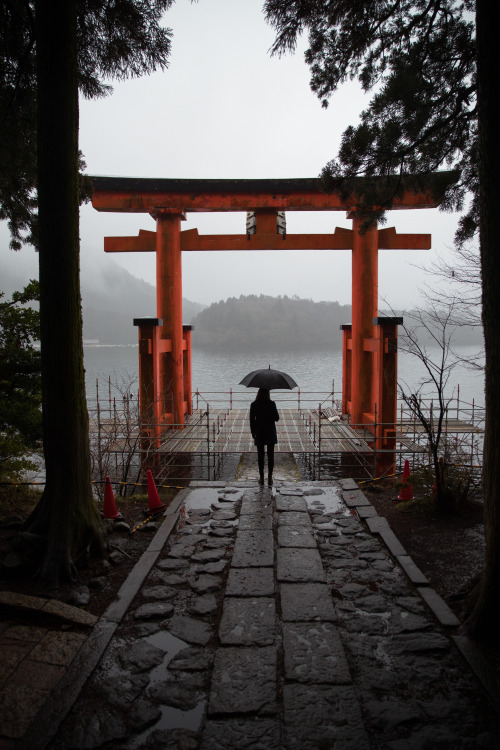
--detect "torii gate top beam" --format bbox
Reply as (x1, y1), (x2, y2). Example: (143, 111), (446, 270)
(89, 173), (457, 214)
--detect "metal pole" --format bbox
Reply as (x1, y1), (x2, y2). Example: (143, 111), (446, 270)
(318, 403), (322, 480)
(230, 388), (232, 410)
(471, 398), (475, 468)
(445, 404), (449, 456)
(97, 398), (102, 491)
(373, 402), (378, 478)
(457, 384), (460, 420)
(207, 406), (210, 480)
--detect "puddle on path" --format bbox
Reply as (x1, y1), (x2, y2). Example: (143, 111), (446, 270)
(154, 700), (206, 732)
(146, 629), (187, 662)
(183, 487), (244, 511)
(301, 484), (347, 514)
(127, 632), (207, 745)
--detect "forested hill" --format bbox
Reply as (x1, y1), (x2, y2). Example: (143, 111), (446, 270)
(191, 295), (351, 351)
(191, 294), (483, 351)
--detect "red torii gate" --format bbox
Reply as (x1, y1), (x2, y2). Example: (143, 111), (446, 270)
(90, 175), (452, 475)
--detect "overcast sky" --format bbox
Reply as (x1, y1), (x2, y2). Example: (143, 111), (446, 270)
(1, 0), (464, 310)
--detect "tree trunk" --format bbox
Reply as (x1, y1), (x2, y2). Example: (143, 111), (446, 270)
(465, 0), (500, 641)
(28, 0), (105, 585)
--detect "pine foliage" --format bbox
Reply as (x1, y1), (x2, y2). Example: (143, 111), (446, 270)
(0, 281), (42, 479)
(0, 0), (174, 249)
(264, 0), (476, 241)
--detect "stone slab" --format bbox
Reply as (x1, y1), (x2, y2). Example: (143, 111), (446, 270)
(280, 583), (336, 622)
(238, 513), (273, 531)
(167, 615), (213, 646)
(1, 682), (51, 739)
(277, 548), (326, 583)
(157, 558), (189, 571)
(226, 567), (275, 597)
(339, 478), (358, 490)
(134, 602), (175, 620)
(283, 684), (369, 750)
(378, 528), (407, 557)
(212, 510), (237, 521)
(396, 555), (429, 586)
(208, 646), (277, 716)
(366, 516), (391, 533)
(191, 548), (227, 562)
(201, 718), (281, 750)
(278, 525), (316, 549)
(384, 632), (450, 655)
(277, 511), (311, 526)
(30, 631), (87, 666)
(187, 593), (218, 617)
(282, 622), (352, 684)
(194, 560), (227, 575)
(219, 598), (275, 646)
(17, 619), (118, 750)
(231, 529), (274, 567)
(417, 586), (460, 627)
(188, 575), (222, 594)
(275, 495), (307, 512)
(168, 646), (213, 672)
(342, 490), (371, 507)
(356, 505), (379, 519)
(240, 496), (272, 516)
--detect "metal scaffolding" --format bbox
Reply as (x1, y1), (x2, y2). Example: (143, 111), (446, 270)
(87, 381), (484, 489)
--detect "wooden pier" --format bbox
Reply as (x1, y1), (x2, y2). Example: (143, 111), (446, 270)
(90, 406), (482, 458)
(156, 408), (372, 455)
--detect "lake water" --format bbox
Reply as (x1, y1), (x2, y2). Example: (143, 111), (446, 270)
(83, 343), (485, 412)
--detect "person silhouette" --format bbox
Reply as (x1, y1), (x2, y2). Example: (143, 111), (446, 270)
(249, 388), (279, 486)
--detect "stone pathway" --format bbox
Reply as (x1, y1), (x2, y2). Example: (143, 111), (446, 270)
(0, 594), (97, 744)
(9, 472), (500, 749)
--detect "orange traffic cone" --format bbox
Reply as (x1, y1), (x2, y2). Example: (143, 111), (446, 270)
(397, 460), (414, 502)
(103, 476), (122, 519)
(146, 470), (165, 514)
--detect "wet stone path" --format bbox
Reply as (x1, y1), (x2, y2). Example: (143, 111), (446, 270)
(50, 478), (499, 750)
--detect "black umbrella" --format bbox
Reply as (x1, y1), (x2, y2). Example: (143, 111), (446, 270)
(239, 365), (298, 390)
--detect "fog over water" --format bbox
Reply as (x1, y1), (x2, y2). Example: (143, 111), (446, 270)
(84, 344), (484, 412)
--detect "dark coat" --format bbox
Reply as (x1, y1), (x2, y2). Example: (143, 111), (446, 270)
(250, 399), (279, 446)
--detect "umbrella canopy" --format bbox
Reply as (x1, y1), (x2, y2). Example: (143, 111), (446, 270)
(239, 366), (298, 390)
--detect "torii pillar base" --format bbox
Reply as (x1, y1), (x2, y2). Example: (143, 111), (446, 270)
(134, 317), (193, 444)
(341, 317), (402, 478)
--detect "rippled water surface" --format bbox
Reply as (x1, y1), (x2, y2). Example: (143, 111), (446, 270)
(84, 344), (484, 410)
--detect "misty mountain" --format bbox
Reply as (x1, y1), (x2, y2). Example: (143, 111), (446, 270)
(191, 294), (483, 351)
(81, 264), (205, 344)
(191, 295), (352, 351)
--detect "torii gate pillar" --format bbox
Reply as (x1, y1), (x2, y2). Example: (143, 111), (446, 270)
(154, 212), (184, 427)
(351, 217), (378, 427)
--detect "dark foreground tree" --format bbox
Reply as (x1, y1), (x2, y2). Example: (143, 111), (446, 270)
(1, 0), (174, 584)
(25, 0), (105, 584)
(465, 0), (500, 642)
(265, 1), (500, 642)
